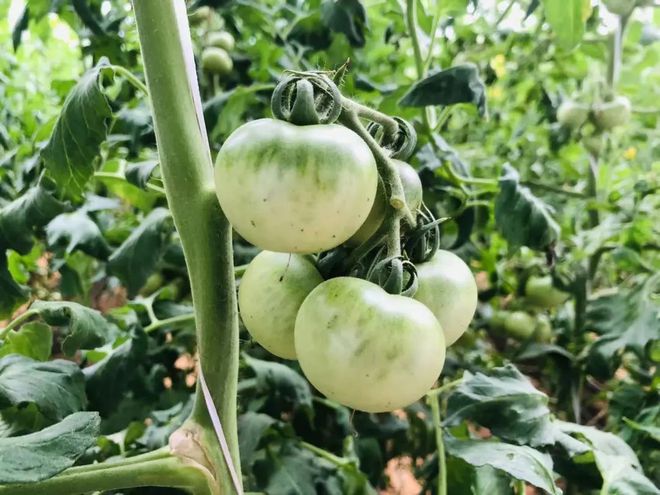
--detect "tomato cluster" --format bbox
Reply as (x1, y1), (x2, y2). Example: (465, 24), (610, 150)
(214, 78), (478, 413)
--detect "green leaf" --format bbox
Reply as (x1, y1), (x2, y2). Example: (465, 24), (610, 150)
(0, 322), (52, 361)
(83, 328), (148, 417)
(494, 164), (560, 252)
(543, 0), (586, 50)
(0, 354), (86, 422)
(320, 0), (367, 47)
(40, 58), (113, 200)
(46, 210), (111, 259)
(238, 411), (278, 468)
(0, 176), (70, 254)
(400, 64), (487, 116)
(585, 275), (660, 378)
(556, 421), (659, 495)
(445, 435), (562, 494)
(0, 411), (100, 484)
(125, 160), (159, 189)
(107, 207), (173, 296)
(445, 364), (556, 447)
(31, 300), (114, 356)
(622, 418), (660, 443)
(0, 252), (28, 321)
(243, 355), (313, 414)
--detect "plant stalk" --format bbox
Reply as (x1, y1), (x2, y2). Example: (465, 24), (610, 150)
(429, 393), (447, 495)
(131, 1), (241, 492)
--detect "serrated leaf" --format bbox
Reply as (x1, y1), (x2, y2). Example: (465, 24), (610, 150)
(125, 160), (159, 189)
(41, 59), (113, 199)
(31, 300), (114, 356)
(543, 0), (585, 50)
(0, 176), (70, 254)
(320, 0), (367, 47)
(107, 207), (172, 296)
(46, 210), (111, 259)
(445, 364), (556, 446)
(0, 411), (100, 484)
(0, 322), (52, 361)
(585, 276), (660, 378)
(0, 355), (86, 422)
(445, 436), (562, 494)
(495, 164), (559, 251)
(400, 64), (487, 116)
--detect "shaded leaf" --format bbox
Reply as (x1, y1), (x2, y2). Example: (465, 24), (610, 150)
(31, 300), (113, 356)
(494, 164), (559, 251)
(41, 59), (113, 200)
(107, 208), (172, 296)
(238, 411), (277, 468)
(445, 435), (562, 494)
(400, 65), (487, 116)
(125, 160), (159, 189)
(0, 354), (86, 422)
(445, 364), (556, 447)
(46, 211), (111, 259)
(321, 0), (368, 47)
(0, 176), (70, 254)
(0, 252), (28, 321)
(0, 322), (52, 361)
(0, 411), (100, 484)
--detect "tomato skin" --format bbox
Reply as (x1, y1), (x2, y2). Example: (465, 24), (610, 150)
(349, 160), (423, 245)
(602, 0), (636, 15)
(295, 277), (445, 412)
(207, 31), (235, 51)
(557, 101), (589, 128)
(592, 96), (631, 130)
(215, 119), (378, 253)
(413, 250), (478, 346)
(239, 251), (323, 359)
(201, 47), (233, 75)
(524, 275), (569, 308)
(502, 311), (552, 342)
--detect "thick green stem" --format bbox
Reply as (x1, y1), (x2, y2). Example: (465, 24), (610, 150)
(0, 451), (215, 495)
(349, 100), (399, 139)
(131, 1), (241, 492)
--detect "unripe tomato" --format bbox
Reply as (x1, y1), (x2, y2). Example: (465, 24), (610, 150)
(503, 311), (536, 340)
(413, 250), (478, 346)
(201, 47), (233, 75)
(535, 314), (553, 343)
(583, 135), (604, 155)
(557, 100), (589, 129)
(295, 277), (445, 412)
(592, 96), (631, 130)
(524, 275), (569, 309)
(207, 31), (235, 51)
(239, 251), (323, 359)
(349, 160), (422, 245)
(215, 119), (378, 253)
(602, 0), (636, 16)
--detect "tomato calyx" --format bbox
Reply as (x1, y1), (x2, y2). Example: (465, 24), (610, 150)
(271, 73), (342, 126)
(405, 205), (447, 263)
(367, 116), (418, 161)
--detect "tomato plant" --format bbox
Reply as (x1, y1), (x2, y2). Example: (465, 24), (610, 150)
(0, 0), (657, 494)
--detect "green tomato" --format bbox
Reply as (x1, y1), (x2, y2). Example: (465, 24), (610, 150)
(201, 47), (233, 75)
(189, 6), (212, 25)
(602, 0), (636, 16)
(348, 160), (423, 245)
(413, 250), (478, 346)
(295, 277), (445, 412)
(503, 311), (536, 340)
(557, 100), (589, 129)
(215, 119), (378, 253)
(592, 96), (631, 130)
(525, 275), (569, 308)
(239, 251), (323, 359)
(207, 31), (235, 51)
(535, 314), (553, 343)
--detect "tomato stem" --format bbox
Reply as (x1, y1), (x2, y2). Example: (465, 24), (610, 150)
(428, 393), (447, 495)
(0, 309), (39, 340)
(348, 100), (399, 140)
